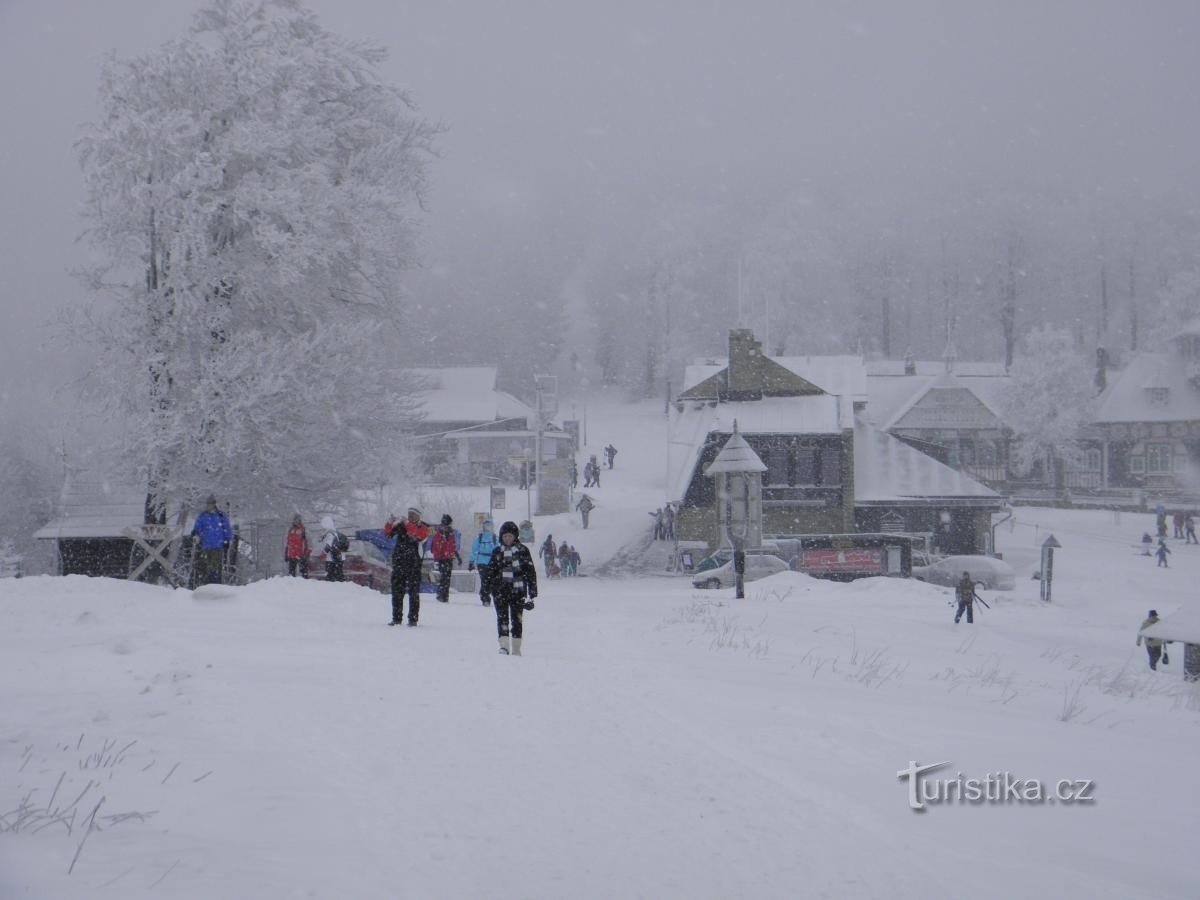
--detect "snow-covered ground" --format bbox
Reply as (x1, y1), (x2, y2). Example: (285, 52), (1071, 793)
(3, 399), (1199, 898)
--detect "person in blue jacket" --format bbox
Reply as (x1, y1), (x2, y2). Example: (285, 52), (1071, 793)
(191, 494), (233, 585)
(469, 517), (499, 606)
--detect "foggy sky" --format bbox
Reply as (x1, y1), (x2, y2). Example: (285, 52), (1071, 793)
(3, 0), (1200, 390)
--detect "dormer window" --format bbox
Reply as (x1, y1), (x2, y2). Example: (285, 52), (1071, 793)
(1146, 386), (1170, 406)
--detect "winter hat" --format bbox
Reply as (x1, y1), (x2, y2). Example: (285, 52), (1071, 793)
(1149, 609), (1159, 618)
(407, 506), (422, 519)
(205, 494), (217, 506)
(499, 521), (520, 540)
(482, 518), (494, 529)
(441, 514), (453, 526)
(321, 515), (335, 531)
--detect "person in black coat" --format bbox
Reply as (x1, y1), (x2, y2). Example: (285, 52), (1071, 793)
(485, 520), (538, 656)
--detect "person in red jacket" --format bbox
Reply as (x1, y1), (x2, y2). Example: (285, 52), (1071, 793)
(383, 507), (431, 626)
(431, 514), (462, 603)
(284, 514), (310, 578)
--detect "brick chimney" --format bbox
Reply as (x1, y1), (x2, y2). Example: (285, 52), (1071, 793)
(727, 329), (764, 401)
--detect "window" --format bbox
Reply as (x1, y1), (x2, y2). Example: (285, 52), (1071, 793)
(765, 448), (789, 486)
(1146, 443), (1172, 474)
(1085, 448), (1102, 472)
(978, 442), (998, 466)
(958, 439), (976, 467)
(1130, 455), (1146, 475)
(819, 447), (841, 485)
(794, 448), (816, 485)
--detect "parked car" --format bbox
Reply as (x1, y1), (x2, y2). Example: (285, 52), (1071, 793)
(310, 539), (392, 593)
(911, 554), (1016, 591)
(692, 554), (790, 589)
(694, 544), (784, 574)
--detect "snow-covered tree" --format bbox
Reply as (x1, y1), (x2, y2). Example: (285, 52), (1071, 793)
(1000, 325), (1096, 485)
(76, 0), (438, 519)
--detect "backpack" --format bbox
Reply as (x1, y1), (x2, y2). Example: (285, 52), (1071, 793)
(335, 532), (350, 553)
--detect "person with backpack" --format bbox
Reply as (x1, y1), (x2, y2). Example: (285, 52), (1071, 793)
(284, 514), (310, 578)
(191, 494), (233, 585)
(383, 507), (430, 626)
(570, 545), (581, 576)
(558, 541), (571, 576)
(469, 517), (499, 606)
(485, 520), (538, 656)
(319, 515), (348, 582)
(576, 493), (595, 529)
(589, 455), (601, 487)
(431, 514), (462, 603)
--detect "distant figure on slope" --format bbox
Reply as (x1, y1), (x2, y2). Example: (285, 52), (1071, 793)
(1141, 532), (1154, 556)
(469, 517), (498, 606)
(320, 515), (346, 583)
(191, 494), (233, 585)
(953, 571), (975, 624)
(569, 544), (581, 576)
(604, 443), (618, 469)
(1174, 511), (1185, 539)
(568, 458), (578, 489)
(1156, 538), (1172, 568)
(540, 534), (558, 576)
(558, 541), (571, 576)
(384, 507), (430, 626)
(589, 455), (601, 487)
(1136, 609), (1165, 670)
(1186, 514), (1197, 545)
(285, 514), (310, 578)
(485, 520), (538, 656)
(431, 514), (461, 603)
(663, 504), (675, 542)
(576, 493), (595, 529)
(649, 507), (664, 540)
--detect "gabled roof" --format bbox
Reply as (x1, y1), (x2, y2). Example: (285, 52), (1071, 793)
(408, 367), (533, 425)
(853, 420), (1000, 504)
(865, 359), (1009, 377)
(704, 429), (768, 475)
(681, 355), (867, 403)
(33, 477), (147, 540)
(863, 373), (1011, 430)
(1094, 352), (1200, 423)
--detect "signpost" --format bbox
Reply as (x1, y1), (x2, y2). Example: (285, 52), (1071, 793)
(1040, 534), (1061, 602)
(490, 486), (506, 511)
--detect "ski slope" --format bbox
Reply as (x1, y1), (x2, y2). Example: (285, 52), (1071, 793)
(2, 398), (1199, 898)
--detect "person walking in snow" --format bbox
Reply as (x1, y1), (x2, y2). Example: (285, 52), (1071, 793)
(604, 443), (617, 469)
(664, 504), (675, 542)
(1136, 609), (1165, 670)
(1141, 532), (1154, 556)
(469, 517), (499, 606)
(384, 507), (431, 626)
(284, 514), (310, 578)
(589, 455), (601, 487)
(431, 514), (462, 604)
(1156, 538), (1172, 568)
(485, 520), (538, 656)
(319, 515), (346, 582)
(1186, 514), (1197, 545)
(191, 494), (233, 586)
(540, 534), (558, 576)
(649, 507), (664, 540)
(557, 541), (571, 576)
(1173, 511), (1185, 539)
(576, 493), (595, 529)
(569, 544), (581, 576)
(953, 571), (975, 624)
(582, 458), (595, 488)
(569, 458), (578, 489)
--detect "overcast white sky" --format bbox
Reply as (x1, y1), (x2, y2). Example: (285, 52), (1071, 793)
(3, 0), (1200, 387)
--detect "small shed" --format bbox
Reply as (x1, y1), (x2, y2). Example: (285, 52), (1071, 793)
(1141, 612), (1200, 682)
(33, 478), (147, 578)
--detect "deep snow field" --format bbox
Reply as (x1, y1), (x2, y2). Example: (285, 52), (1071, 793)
(3, 400), (1199, 899)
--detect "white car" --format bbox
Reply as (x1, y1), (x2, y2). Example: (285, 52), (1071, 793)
(692, 554), (790, 589)
(911, 554), (1016, 591)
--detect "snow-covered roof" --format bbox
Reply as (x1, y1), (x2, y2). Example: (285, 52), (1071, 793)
(704, 430), (768, 475)
(863, 373), (1011, 430)
(1094, 353), (1200, 423)
(1141, 610), (1200, 645)
(33, 478), (147, 540)
(853, 420), (1000, 504)
(681, 355), (867, 403)
(408, 367), (533, 425)
(667, 395), (846, 501)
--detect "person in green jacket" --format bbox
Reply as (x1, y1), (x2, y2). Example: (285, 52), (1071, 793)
(1136, 610), (1165, 670)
